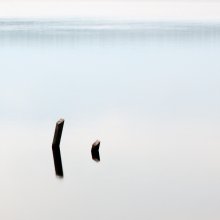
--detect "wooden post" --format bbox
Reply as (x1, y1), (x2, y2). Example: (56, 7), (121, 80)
(91, 140), (100, 162)
(52, 119), (64, 150)
(52, 119), (64, 177)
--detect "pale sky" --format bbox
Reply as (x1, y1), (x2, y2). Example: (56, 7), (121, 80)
(0, 1), (220, 21)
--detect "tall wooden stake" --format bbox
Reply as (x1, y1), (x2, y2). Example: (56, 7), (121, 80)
(52, 119), (64, 177)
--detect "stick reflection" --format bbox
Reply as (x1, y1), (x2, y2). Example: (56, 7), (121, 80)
(91, 140), (101, 162)
(52, 148), (63, 177)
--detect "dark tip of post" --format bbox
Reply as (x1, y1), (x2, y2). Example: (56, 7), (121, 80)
(91, 140), (100, 162)
(52, 119), (65, 177)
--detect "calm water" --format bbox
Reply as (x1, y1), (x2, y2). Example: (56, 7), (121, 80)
(0, 20), (220, 220)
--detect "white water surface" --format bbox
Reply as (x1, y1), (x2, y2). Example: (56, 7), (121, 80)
(0, 19), (220, 220)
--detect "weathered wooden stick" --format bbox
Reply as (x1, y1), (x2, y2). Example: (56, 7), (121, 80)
(52, 119), (64, 177)
(91, 140), (100, 162)
(92, 140), (100, 151)
(52, 119), (64, 150)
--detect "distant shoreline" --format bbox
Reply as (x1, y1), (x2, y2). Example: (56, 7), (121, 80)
(0, 20), (219, 44)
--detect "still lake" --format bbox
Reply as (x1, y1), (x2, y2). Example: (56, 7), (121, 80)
(0, 20), (220, 220)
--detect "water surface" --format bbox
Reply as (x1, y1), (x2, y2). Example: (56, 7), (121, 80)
(0, 20), (220, 220)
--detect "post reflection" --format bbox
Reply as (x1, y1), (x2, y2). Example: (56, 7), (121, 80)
(91, 140), (101, 162)
(52, 148), (63, 177)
